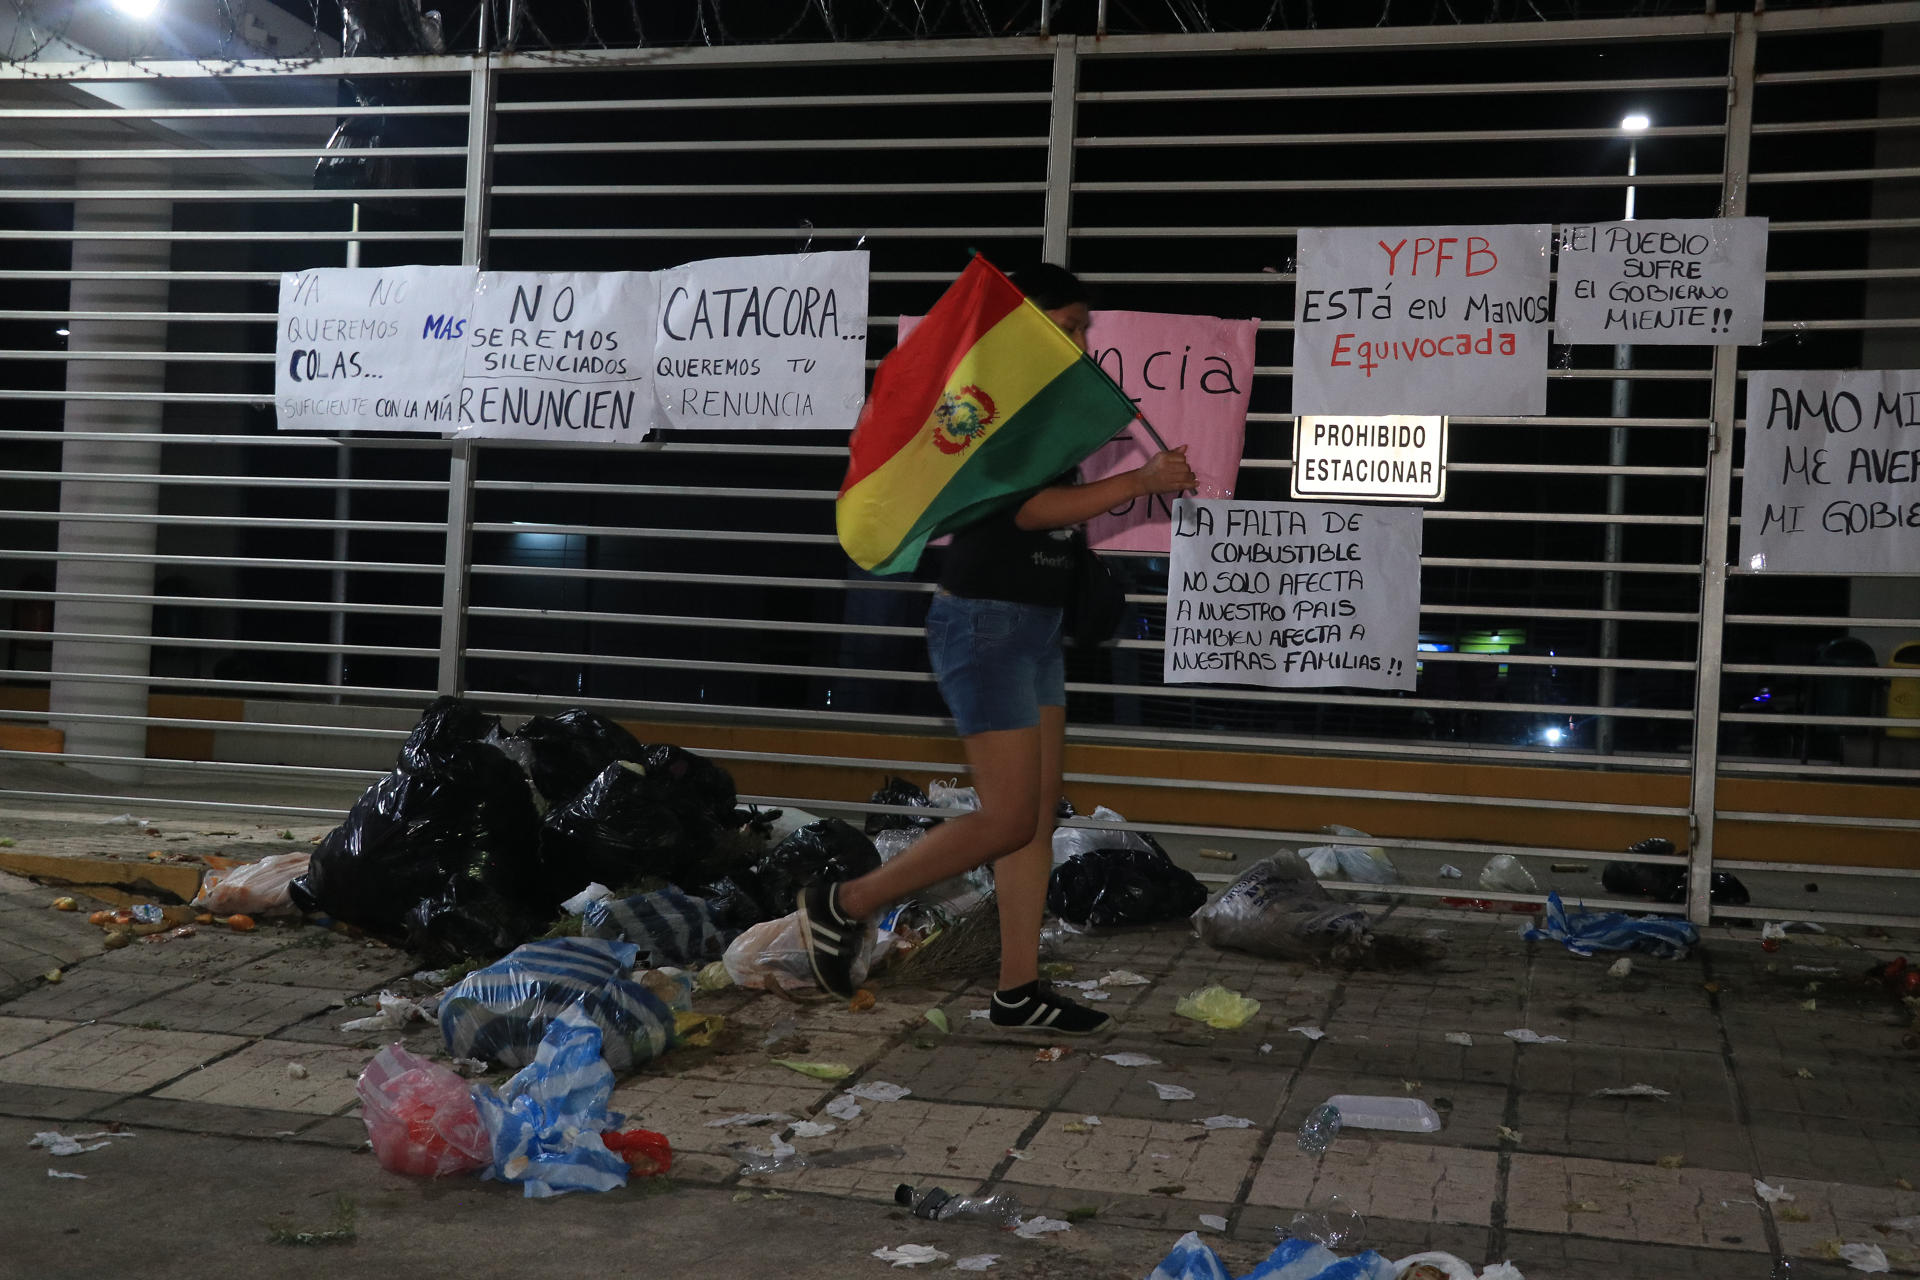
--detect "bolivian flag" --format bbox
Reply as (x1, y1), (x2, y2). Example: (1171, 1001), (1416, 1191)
(836, 257), (1141, 575)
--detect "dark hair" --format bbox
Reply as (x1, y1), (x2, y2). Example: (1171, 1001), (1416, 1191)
(1009, 263), (1088, 312)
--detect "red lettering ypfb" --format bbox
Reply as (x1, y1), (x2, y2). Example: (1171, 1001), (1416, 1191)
(1377, 234), (1499, 277)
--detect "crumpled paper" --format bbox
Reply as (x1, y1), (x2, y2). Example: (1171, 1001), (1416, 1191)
(872, 1244), (950, 1268)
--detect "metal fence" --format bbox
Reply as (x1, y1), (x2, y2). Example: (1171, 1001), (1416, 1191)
(0, 5), (1915, 928)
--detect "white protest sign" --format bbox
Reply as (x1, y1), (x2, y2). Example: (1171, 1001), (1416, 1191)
(1164, 498), (1421, 691)
(1554, 217), (1768, 345)
(275, 265), (475, 432)
(1292, 415), (1446, 503)
(652, 250), (869, 430)
(1293, 224), (1551, 417)
(454, 271), (657, 439)
(1738, 369), (1920, 575)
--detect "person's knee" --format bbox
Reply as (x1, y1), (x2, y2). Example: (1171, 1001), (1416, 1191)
(976, 807), (1042, 856)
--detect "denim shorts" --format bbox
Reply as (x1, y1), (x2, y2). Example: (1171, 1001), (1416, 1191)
(926, 591), (1065, 737)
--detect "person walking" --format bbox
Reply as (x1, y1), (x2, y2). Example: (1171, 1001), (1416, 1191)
(801, 264), (1195, 1033)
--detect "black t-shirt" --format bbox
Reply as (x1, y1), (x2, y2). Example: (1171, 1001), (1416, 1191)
(938, 474), (1080, 608)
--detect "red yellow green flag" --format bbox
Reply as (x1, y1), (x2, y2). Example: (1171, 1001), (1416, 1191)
(835, 256), (1141, 575)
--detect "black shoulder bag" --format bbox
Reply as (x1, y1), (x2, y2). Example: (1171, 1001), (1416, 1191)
(1064, 534), (1127, 649)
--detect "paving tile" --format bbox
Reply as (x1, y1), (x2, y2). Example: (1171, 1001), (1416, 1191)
(0, 968), (193, 1023)
(271, 1006), (446, 1055)
(1055, 1050), (1294, 1125)
(1325, 981), (1529, 1041)
(217, 938), (418, 989)
(640, 1029), (895, 1089)
(1510, 1043), (1747, 1166)
(738, 1098), (1038, 1203)
(1245, 1136), (1498, 1227)
(91, 1094), (327, 1140)
(100, 980), (357, 1037)
(1762, 1174), (1920, 1270)
(0, 1015), (80, 1058)
(149, 1040), (368, 1115)
(861, 1039), (1087, 1110)
(606, 1076), (831, 1156)
(1003, 1113), (1263, 1202)
(0, 1023), (246, 1094)
(1504, 1153), (1768, 1251)
(1748, 1109), (1920, 1186)
(1501, 1228), (1790, 1280)
(79, 928), (293, 978)
(1306, 1029), (1517, 1090)
(287, 1115), (376, 1149)
(0, 1082), (130, 1121)
(1237, 1205), (1492, 1262)
(1004, 1182), (1239, 1233)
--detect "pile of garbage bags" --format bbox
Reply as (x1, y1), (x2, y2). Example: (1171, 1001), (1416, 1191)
(290, 698), (879, 964)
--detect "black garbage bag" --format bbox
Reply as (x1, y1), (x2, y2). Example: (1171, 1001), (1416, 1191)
(735, 819), (881, 919)
(1048, 846), (1209, 929)
(539, 761), (703, 900)
(696, 874), (776, 931)
(403, 885), (545, 968)
(506, 710), (648, 809)
(289, 733), (543, 938)
(639, 743), (738, 826)
(397, 695), (502, 773)
(864, 776), (941, 836)
(1602, 838), (1750, 906)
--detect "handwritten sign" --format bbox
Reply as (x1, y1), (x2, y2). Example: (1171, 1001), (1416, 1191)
(1292, 415), (1446, 502)
(454, 271), (656, 439)
(1080, 310), (1258, 553)
(1554, 217), (1768, 345)
(275, 265), (475, 432)
(1738, 369), (1920, 574)
(651, 250), (869, 431)
(1293, 224), (1551, 417)
(1163, 498), (1421, 690)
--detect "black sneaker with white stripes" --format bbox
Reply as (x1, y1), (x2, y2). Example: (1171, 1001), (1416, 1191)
(796, 879), (862, 1000)
(987, 981), (1113, 1036)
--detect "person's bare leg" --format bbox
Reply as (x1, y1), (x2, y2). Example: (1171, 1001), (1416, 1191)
(835, 725), (1040, 921)
(990, 703), (1065, 991)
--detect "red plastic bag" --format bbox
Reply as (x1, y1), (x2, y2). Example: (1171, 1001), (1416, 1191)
(356, 1044), (490, 1178)
(601, 1129), (672, 1177)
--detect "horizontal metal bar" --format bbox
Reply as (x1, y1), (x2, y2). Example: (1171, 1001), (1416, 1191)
(0, 310), (274, 324)
(1759, 318), (1920, 332)
(489, 225), (1040, 240)
(0, 271), (282, 283)
(0, 429), (431, 447)
(1077, 75), (1729, 105)
(0, 146), (466, 162)
(0, 708), (410, 737)
(1718, 759), (1920, 784)
(0, 546), (439, 573)
(1752, 116), (1920, 137)
(1079, 123), (1725, 148)
(494, 136), (1046, 156)
(0, 470), (444, 491)
(1721, 710), (1918, 730)
(1716, 810), (1920, 832)
(0, 229), (461, 243)
(1721, 662), (1909, 679)
(1768, 216), (1920, 233)
(0, 748), (380, 784)
(0, 390), (268, 405)
(0, 789), (346, 821)
(1714, 859), (1920, 879)
(0, 666), (431, 702)
(495, 91), (1051, 114)
(0, 589), (442, 618)
(473, 479), (826, 500)
(1727, 614), (1920, 629)
(1755, 63), (1920, 86)
(1075, 173), (1719, 194)
(489, 181), (1046, 196)
(1748, 165), (1920, 185)
(0, 510), (444, 533)
(1711, 903), (1919, 930)
(0, 188), (465, 202)
(1419, 557), (1700, 575)
(0, 630), (436, 659)
(469, 521), (839, 546)
(0, 350), (276, 365)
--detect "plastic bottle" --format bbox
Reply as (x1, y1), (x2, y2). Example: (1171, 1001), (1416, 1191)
(894, 1183), (1023, 1226)
(1297, 1103), (1342, 1154)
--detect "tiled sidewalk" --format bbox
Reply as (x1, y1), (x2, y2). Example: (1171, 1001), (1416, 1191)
(2, 853), (1918, 1278)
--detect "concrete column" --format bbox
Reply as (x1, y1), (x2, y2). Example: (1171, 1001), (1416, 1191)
(48, 162), (171, 783)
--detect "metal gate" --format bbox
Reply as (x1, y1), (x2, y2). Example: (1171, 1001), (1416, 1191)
(0, 5), (1915, 928)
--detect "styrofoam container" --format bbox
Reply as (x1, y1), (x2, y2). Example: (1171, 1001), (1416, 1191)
(1321, 1094), (1443, 1133)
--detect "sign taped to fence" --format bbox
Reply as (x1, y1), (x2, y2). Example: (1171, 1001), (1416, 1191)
(1292, 224), (1551, 417)
(454, 271), (656, 439)
(1738, 369), (1920, 575)
(1080, 310), (1259, 553)
(1164, 498), (1421, 691)
(1292, 415), (1446, 502)
(651, 250), (869, 431)
(1553, 217), (1768, 345)
(276, 265), (476, 433)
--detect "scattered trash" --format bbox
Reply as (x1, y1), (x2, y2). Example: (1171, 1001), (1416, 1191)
(357, 1044), (490, 1179)
(954, 1256), (1001, 1272)
(1199, 1115), (1254, 1129)
(1657, 1155), (1686, 1169)
(1145, 1232), (1237, 1280)
(825, 1095), (863, 1122)
(923, 1008), (950, 1034)
(1608, 958), (1633, 978)
(872, 1244), (950, 1268)
(968, 1008), (992, 1020)
(1291, 1025), (1327, 1041)
(844, 1081), (912, 1103)
(896, 1183), (1023, 1225)
(50, 897), (78, 912)
(1836, 1243), (1891, 1273)
(706, 1113), (794, 1129)
(1602, 841), (1750, 906)
(41, 969), (60, 983)
(696, 960), (732, 992)
(601, 1129), (672, 1176)
(789, 1120), (836, 1139)
(1063, 1120), (1096, 1134)
(1012, 1215), (1071, 1239)
(1101, 969), (1151, 986)
(1497, 1126), (1523, 1144)
(340, 990), (432, 1034)
(1478, 855), (1538, 895)
(1152, 1082), (1197, 1101)
(194, 850), (311, 917)
(1566, 1200), (1601, 1214)
(1322, 1095), (1442, 1133)
(1005, 1148), (1028, 1159)
(771, 1059), (852, 1081)
(131, 903), (164, 924)
(1102, 1052), (1161, 1068)
(1445, 1033), (1474, 1047)
(1192, 850), (1373, 962)
(1048, 839), (1209, 929)
(1882, 1216), (1920, 1233)
(1523, 892), (1698, 959)
(583, 888), (738, 968)
(1504, 1030), (1566, 1044)
(1799, 999), (1818, 1012)
(1035, 1047), (1068, 1063)
(724, 910), (875, 995)
(1794, 965), (1840, 976)
(29, 1131), (111, 1157)
(286, 1062), (309, 1080)
(471, 1007), (633, 1198)
(1286, 1194), (1366, 1248)
(46, 1170), (87, 1180)
(1198, 1214), (1229, 1232)
(1755, 1180), (1795, 1204)
(1303, 838), (1401, 885)
(440, 937), (675, 1073)
(1260, 1043), (1273, 1054)
(1198, 848), (1238, 862)
(1590, 1084), (1671, 1100)
(1175, 985), (1262, 1030)
(1298, 1103), (1343, 1154)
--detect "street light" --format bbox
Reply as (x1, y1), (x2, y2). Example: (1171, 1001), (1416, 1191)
(1598, 112), (1650, 759)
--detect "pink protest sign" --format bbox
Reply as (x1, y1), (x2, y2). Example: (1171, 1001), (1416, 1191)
(1080, 310), (1257, 553)
(894, 308), (1256, 553)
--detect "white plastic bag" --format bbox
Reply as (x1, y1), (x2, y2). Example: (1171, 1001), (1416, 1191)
(926, 780), (980, 813)
(1301, 842), (1399, 885)
(1051, 805), (1151, 868)
(192, 850), (311, 916)
(1478, 854), (1539, 894)
(722, 910), (873, 994)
